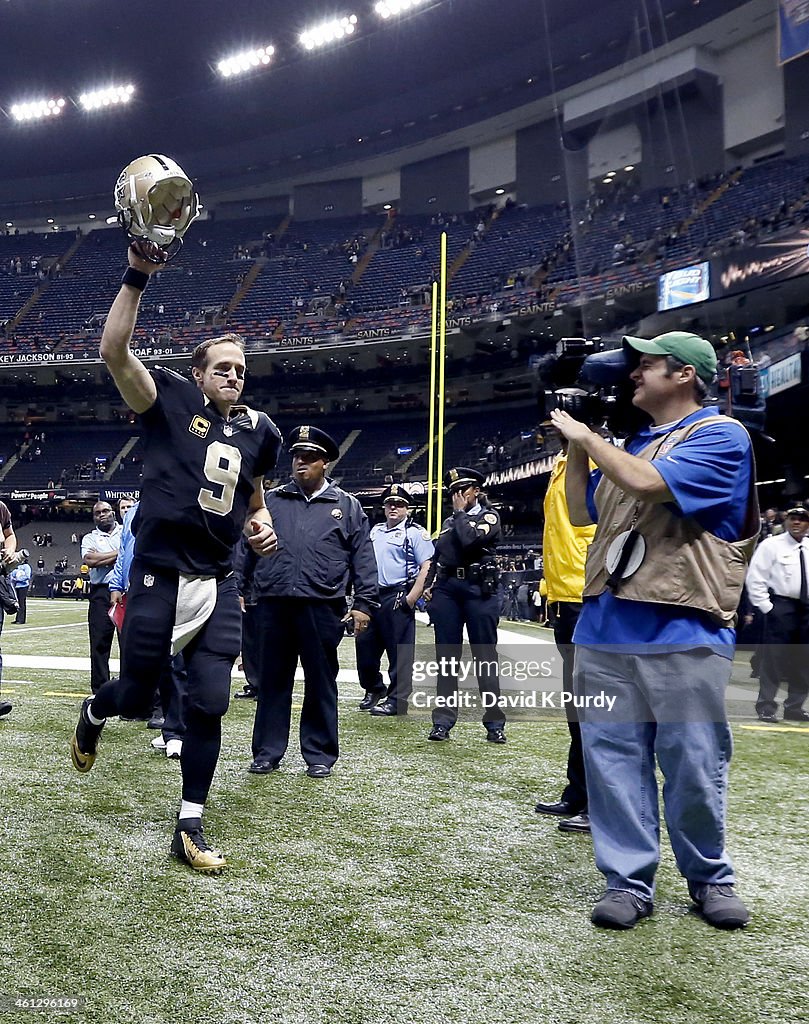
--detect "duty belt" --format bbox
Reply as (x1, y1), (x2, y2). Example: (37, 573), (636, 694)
(438, 564), (487, 581)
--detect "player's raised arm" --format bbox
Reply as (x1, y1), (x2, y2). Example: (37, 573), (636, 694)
(100, 244), (160, 414)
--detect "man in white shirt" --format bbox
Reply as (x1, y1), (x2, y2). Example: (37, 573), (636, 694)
(745, 505), (809, 723)
(81, 502), (122, 694)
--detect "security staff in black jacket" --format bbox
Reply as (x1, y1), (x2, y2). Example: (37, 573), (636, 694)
(245, 426), (379, 778)
(426, 467), (506, 743)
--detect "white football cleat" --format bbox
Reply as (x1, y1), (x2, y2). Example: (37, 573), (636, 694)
(165, 739), (183, 760)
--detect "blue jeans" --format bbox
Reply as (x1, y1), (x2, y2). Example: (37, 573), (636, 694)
(574, 646), (736, 903)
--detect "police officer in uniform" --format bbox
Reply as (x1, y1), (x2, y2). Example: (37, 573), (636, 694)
(357, 484), (434, 716)
(246, 426), (379, 777)
(426, 467), (506, 743)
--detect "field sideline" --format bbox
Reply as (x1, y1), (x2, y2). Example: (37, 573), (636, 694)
(1, 599), (808, 1024)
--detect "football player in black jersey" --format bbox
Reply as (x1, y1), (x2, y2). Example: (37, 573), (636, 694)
(71, 242), (282, 873)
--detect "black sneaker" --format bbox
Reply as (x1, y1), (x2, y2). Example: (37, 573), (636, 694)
(70, 696), (105, 773)
(171, 818), (226, 874)
(688, 883), (750, 929)
(428, 724), (451, 741)
(0, 699), (12, 719)
(591, 890), (653, 929)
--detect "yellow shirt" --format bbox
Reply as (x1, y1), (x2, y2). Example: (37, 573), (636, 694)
(542, 453), (596, 603)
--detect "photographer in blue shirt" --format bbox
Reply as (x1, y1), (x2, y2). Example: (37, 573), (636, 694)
(552, 332), (759, 931)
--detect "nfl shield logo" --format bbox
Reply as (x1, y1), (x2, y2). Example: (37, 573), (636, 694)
(143, 574), (155, 588)
(223, 424), (234, 437)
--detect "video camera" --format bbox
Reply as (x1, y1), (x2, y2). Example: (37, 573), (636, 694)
(537, 337), (770, 437)
(536, 338), (646, 436)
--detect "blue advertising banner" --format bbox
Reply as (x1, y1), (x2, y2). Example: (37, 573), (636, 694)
(779, 0), (809, 64)
(657, 262), (711, 311)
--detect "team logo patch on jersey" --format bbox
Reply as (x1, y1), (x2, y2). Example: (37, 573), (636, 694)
(143, 574), (155, 588)
(189, 415), (210, 439)
(331, 509), (343, 520)
(477, 523), (491, 534)
(484, 513), (498, 524)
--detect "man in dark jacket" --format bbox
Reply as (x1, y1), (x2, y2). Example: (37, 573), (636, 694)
(245, 426), (379, 778)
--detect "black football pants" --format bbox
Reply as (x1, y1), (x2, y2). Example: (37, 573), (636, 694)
(91, 559), (242, 804)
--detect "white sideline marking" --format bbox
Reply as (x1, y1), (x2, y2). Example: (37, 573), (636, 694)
(415, 611), (554, 645)
(5, 622), (86, 634)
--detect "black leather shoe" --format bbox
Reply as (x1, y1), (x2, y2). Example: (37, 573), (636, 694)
(428, 725), (450, 741)
(147, 715), (165, 730)
(306, 763), (332, 778)
(757, 713), (779, 724)
(486, 728), (507, 744)
(234, 684), (258, 700)
(370, 698), (405, 716)
(534, 799), (579, 817)
(248, 759), (279, 774)
(783, 709), (809, 722)
(558, 812), (591, 834)
(358, 691), (384, 712)
(0, 699), (12, 719)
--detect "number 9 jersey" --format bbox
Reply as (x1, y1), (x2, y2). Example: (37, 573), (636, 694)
(134, 367), (282, 575)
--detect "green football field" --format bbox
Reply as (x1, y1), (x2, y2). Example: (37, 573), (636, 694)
(1, 600), (808, 1024)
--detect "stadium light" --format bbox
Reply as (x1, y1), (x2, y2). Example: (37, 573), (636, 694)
(300, 15), (357, 52)
(78, 84), (135, 111)
(217, 45), (275, 79)
(10, 97), (66, 122)
(375, 0), (430, 19)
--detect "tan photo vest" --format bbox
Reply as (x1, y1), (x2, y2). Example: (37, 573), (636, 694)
(582, 416), (760, 626)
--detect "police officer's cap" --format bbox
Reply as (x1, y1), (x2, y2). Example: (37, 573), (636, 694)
(381, 484), (412, 505)
(785, 505), (809, 521)
(444, 467), (486, 493)
(288, 425), (340, 462)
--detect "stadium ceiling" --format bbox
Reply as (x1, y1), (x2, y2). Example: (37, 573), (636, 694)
(0, 0), (757, 209)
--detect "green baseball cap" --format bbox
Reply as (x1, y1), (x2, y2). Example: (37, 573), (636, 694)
(622, 331), (717, 384)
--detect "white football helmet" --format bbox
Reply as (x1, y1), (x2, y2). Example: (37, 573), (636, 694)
(113, 154), (201, 257)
